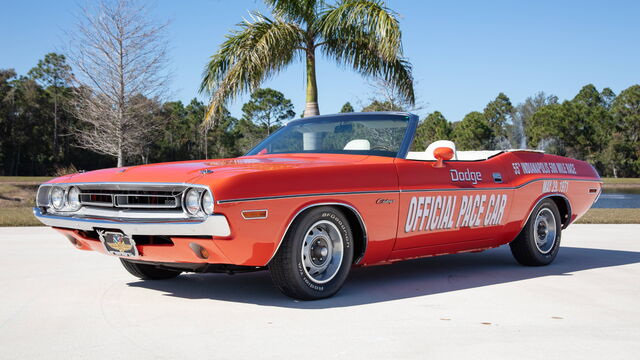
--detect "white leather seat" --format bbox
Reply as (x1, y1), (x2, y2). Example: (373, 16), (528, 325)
(456, 150), (502, 160)
(343, 139), (371, 151)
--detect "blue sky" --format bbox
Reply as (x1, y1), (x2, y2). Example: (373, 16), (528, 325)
(1, 0), (638, 122)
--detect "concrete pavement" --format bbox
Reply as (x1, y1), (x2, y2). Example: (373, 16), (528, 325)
(0, 225), (639, 359)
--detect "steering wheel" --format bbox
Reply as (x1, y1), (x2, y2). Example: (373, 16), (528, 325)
(370, 145), (392, 152)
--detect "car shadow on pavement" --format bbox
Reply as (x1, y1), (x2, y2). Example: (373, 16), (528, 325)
(127, 245), (640, 308)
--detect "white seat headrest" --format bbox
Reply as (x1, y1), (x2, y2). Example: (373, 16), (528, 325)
(343, 139), (371, 151)
(425, 140), (457, 160)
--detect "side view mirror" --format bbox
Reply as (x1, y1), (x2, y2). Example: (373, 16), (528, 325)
(433, 147), (454, 168)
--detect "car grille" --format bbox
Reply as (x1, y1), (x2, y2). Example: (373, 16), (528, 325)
(79, 188), (183, 209)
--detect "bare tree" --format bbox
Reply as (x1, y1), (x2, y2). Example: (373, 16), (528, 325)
(67, 0), (170, 167)
(360, 77), (426, 114)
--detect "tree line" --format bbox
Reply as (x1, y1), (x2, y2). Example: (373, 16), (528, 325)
(2, 54), (637, 178)
(409, 84), (639, 178)
(0, 54), (300, 176)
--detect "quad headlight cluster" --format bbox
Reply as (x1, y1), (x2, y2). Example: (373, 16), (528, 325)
(183, 188), (214, 216)
(46, 186), (81, 212)
(37, 184), (215, 217)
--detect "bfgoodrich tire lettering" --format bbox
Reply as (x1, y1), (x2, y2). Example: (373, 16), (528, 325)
(269, 206), (354, 300)
(509, 199), (562, 266)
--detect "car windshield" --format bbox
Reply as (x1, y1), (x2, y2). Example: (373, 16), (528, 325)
(246, 114), (411, 157)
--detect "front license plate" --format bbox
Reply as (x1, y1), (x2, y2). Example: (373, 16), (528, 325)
(98, 231), (139, 257)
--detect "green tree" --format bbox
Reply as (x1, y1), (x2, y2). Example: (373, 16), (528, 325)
(573, 84), (603, 107)
(526, 103), (567, 154)
(601, 87), (616, 109)
(207, 107), (240, 159)
(527, 85), (613, 167)
(340, 102), (354, 113)
(0, 71), (56, 175)
(28, 53), (72, 157)
(609, 84), (640, 176)
(361, 100), (402, 112)
(151, 101), (201, 162)
(612, 85), (640, 145)
(234, 118), (266, 155)
(483, 92), (513, 146)
(0, 69), (15, 169)
(412, 111), (453, 150)
(512, 92), (558, 148)
(571, 85), (614, 163)
(452, 111), (493, 150)
(241, 88), (295, 135)
(201, 0), (414, 124)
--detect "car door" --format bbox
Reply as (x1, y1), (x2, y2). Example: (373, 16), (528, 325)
(393, 156), (513, 250)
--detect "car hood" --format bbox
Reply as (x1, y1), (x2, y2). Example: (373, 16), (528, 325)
(47, 154), (371, 185)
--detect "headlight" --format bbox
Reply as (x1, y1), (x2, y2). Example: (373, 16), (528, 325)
(202, 191), (214, 215)
(185, 188), (201, 215)
(67, 187), (81, 211)
(50, 187), (66, 210)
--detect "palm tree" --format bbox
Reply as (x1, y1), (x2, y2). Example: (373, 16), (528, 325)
(200, 0), (414, 125)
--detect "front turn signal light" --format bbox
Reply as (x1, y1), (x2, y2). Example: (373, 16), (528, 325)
(242, 210), (268, 219)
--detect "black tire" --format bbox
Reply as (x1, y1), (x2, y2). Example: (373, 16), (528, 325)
(269, 206), (354, 300)
(510, 199), (562, 266)
(120, 259), (182, 280)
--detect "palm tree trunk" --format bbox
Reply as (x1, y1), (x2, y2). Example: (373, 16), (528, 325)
(304, 48), (319, 117)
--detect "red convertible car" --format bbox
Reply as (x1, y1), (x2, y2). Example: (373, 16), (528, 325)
(34, 112), (601, 300)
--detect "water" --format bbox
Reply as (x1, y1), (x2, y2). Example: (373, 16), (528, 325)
(593, 188), (640, 209)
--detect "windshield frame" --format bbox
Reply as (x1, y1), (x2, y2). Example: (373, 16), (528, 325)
(244, 112), (418, 159)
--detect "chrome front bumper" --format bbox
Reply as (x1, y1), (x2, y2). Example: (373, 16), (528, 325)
(33, 207), (231, 237)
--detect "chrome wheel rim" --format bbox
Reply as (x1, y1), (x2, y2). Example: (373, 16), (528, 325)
(301, 220), (344, 284)
(534, 208), (557, 254)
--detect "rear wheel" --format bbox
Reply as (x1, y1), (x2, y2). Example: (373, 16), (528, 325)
(120, 259), (182, 280)
(510, 199), (562, 266)
(269, 206), (354, 300)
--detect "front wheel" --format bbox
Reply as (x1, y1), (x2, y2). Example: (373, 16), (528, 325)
(269, 206), (354, 300)
(120, 259), (182, 280)
(510, 199), (562, 266)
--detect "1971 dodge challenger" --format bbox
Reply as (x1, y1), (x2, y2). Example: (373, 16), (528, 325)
(34, 112), (601, 300)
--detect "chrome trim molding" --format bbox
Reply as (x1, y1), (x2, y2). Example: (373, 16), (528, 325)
(266, 202), (368, 266)
(396, 113), (419, 160)
(218, 190), (398, 204)
(244, 112), (417, 159)
(37, 182), (213, 219)
(33, 207), (231, 237)
(47, 206), (189, 220)
(217, 178), (601, 204)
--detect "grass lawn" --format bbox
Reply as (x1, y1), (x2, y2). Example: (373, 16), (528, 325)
(0, 176), (51, 183)
(602, 177), (640, 184)
(575, 208), (640, 224)
(0, 207), (41, 226)
(602, 177), (640, 189)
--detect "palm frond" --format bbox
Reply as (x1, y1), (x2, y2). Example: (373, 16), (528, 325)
(264, 0), (322, 24)
(318, 0), (401, 61)
(321, 25), (414, 105)
(200, 12), (304, 125)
